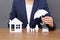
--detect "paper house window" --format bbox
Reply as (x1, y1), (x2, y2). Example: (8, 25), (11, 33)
(9, 18), (23, 32)
(16, 25), (20, 29)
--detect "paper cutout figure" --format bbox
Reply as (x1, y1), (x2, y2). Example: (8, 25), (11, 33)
(9, 18), (23, 32)
(26, 24), (30, 32)
(30, 28), (35, 32)
(34, 9), (48, 19)
(35, 25), (39, 32)
(34, 9), (49, 33)
(42, 24), (49, 33)
(42, 27), (49, 33)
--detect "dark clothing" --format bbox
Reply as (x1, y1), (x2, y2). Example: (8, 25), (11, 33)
(9, 0), (56, 31)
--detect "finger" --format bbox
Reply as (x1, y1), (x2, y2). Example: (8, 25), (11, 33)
(42, 17), (53, 22)
(42, 16), (53, 20)
(42, 18), (52, 23)
(42, 18), (52, 22)
(43, 20), (53, 24)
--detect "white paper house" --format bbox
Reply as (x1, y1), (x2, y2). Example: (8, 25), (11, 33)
(9, 18), (23, 32)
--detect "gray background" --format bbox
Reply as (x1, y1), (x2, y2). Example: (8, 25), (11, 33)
(0, 0), (60, 28)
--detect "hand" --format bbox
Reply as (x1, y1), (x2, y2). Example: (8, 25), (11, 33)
(41, 16), (54, 27)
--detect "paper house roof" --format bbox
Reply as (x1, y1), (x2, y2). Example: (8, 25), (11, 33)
(9, 18), (23, 24)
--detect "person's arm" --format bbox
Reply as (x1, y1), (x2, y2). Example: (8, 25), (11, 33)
(42, 16), (56, 31)
(9, 0), (17, 20)
(39, 0), (56, 31)
(46, 23), (56, 31)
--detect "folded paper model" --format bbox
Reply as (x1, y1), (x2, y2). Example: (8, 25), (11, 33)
(9, 18), (23, 32)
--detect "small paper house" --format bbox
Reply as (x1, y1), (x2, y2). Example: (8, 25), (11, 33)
(9, 18), (23, 32)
